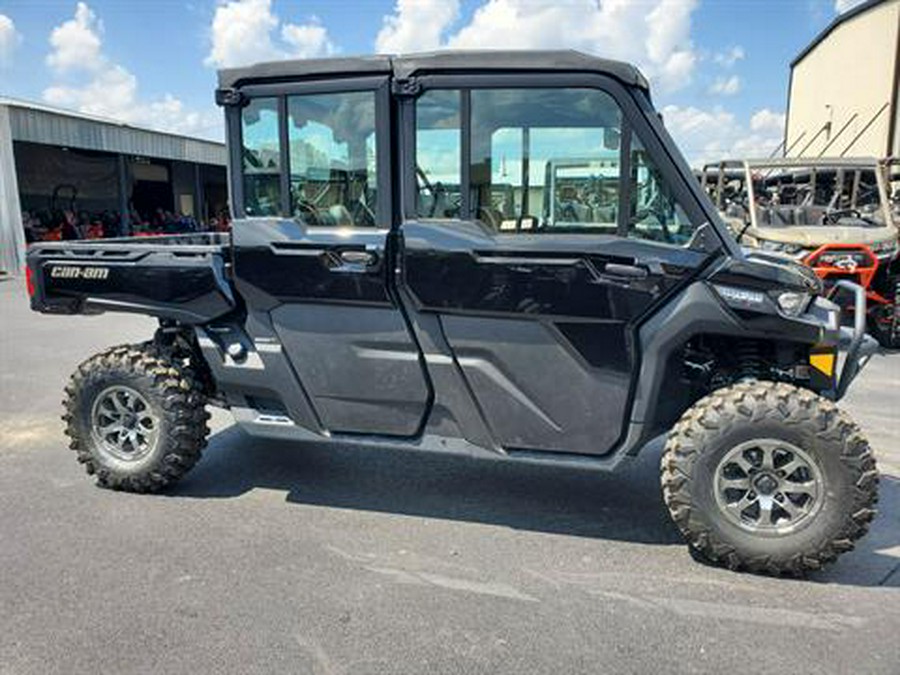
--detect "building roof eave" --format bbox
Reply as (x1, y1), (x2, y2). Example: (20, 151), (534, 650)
(791, 0), (894, 68)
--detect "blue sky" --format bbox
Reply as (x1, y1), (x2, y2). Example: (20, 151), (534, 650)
(0, 0), (864, 165)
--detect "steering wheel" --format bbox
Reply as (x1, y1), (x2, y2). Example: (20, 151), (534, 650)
(350, 195), (377, 227)
(293, 198), (320, 225)
(821, 208), (861, 225)
(416, 166), (440, 214)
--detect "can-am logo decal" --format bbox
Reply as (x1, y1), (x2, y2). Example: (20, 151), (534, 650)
(50, 266), (110, 280)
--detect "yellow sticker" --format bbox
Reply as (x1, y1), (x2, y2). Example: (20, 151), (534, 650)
(810, 352), (835, 377)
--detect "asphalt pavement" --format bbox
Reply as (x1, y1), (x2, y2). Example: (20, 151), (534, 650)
(1, 276), (899, 674)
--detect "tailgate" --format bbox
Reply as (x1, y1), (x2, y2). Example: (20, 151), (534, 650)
(27, 237), (235, 323)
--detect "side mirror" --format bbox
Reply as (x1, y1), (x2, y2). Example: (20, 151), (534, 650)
(215, 88), (246, 108)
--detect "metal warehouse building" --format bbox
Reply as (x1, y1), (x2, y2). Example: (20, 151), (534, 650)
(785, 0), (900, 158)
(0, 98), (227, 275)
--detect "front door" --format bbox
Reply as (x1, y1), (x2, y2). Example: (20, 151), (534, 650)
(401, 78), (716, 455)
(231, 79), (429, 437)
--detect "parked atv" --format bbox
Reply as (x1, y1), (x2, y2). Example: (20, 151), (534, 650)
(27, 51), (879, 574)
(704, 157), (900, 347)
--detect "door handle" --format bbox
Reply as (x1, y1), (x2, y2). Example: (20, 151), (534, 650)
(602, 263), (648, 279)
(339, 250), (378, 266)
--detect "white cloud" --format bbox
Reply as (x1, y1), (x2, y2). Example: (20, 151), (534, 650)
(205, 0), (335, 69)
(46, 2), (102, 72)
(376, 0), (460, 53)
(834, 0), (867, 12)
(0, 14), (21, 66)
(643, 0), (697, 86)
(709, 74), (740, 96)
(282, 18), (336, 59)
(662, 104), (785, 167)
(205, 0), (279, 67)
(750, 108), (786, 134)
(375, 0), (699, 92)
(43, 3), (219, 138)
(713, 45), (744, 68)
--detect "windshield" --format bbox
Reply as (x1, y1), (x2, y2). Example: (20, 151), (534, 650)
(712, 163), (889, 229)
(748, 165), (886, 228)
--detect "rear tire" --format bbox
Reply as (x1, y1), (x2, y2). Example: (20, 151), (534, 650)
(62, 343), (210, 492)
(661, 381), (877, 574)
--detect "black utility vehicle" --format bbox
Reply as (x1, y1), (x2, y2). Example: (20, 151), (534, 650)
(27, 51), (879, 574)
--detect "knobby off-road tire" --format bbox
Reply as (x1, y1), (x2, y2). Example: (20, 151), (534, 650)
(661, 381), (878, 575)
(62, 343), (210, 492)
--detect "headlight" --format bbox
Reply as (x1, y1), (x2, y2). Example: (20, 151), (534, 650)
(713, 284), (812, 317)
(758, 239), (806, 257)
(774, 290), (812, 317)
(713, 284), (767, 310)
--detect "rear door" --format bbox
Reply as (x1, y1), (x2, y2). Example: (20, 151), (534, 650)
(230, 77), (430, 437)
(400, 75), (719, 456)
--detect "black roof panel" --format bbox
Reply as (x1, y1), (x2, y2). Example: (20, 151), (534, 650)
(218, 55), (392, 88)
(218, 50), (649, 91)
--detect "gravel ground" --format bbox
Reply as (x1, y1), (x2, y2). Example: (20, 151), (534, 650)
(1, 276), (899, 674)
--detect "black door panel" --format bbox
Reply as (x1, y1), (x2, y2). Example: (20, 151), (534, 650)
(272, 303), (428, 436)
(233, 219), (392, 308)
(400, 220), (707, 455)
(441, 315), (632, 454)
(234, 220), (431, 437)
(403, 221), (704, 320)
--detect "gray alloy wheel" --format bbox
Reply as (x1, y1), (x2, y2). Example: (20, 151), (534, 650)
(661, 381), (878, 574)
(714, 438), (824, 535)
(64, 342), (209, 492)
(90, 385), (160, 463)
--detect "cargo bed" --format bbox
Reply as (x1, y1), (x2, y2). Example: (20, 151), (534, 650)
(26, 233), (236, 323)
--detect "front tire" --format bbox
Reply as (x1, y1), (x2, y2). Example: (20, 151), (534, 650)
(63, 343), (209, 492)
(661, 381), (878, 574)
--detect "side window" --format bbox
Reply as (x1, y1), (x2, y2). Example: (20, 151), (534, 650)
(415, 90), (462, 219)
(287, 91), (378, 227)
(241, 97), (282, 216)
(627, 135), (695, 245)
(470, 88), (622, 234)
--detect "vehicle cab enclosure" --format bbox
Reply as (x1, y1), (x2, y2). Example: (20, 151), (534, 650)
(196, 50), (846, 466)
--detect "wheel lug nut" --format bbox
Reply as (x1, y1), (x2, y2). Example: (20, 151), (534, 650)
(748, 491), (756, 499)
(775, 493), (784, 502)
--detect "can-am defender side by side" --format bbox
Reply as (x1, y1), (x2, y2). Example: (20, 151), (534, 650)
(703, 157), (900, 346)
(27, 51), (879, 574)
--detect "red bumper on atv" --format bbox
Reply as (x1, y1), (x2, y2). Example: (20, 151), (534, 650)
(804, 243), (879, 295)
(804, 243), (896, 344)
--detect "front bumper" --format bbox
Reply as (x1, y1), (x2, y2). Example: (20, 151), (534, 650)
(828, 280), (878, 399)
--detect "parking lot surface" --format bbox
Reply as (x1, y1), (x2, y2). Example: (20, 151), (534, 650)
(2, 277), (899, 674)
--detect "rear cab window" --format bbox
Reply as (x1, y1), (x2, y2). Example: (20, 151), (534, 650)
(239, 89), (381, 226)
(241, 98), (282, 217)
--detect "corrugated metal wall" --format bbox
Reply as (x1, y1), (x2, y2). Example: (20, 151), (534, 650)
(0, 107), (25, 275)
(7, 105), (226, 166)
(0, 102), (227, 275)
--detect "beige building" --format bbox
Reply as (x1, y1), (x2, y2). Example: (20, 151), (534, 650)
(785, 0), (900, 158)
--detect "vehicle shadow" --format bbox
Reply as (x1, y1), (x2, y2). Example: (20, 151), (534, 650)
(170, 425), (900, 587)
(171, 425), (682, 545)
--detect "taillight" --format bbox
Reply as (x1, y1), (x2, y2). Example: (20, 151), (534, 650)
(25, 266), (35, 298)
